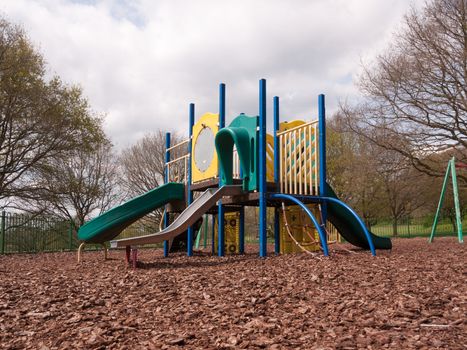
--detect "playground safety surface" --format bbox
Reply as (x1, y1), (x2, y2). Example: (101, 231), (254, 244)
(0, 237), (465, 349)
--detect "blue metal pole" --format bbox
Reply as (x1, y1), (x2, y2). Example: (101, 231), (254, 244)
(219, 83), (226, 129)
(273, 96), (280, 254)
(318, 94), (327, 239)
(239, 208), (245, 254)
(218, 83), (226, 256)
(187, 103), (195, 257)
(259, 79), (267, 257)
(163, 132), (171, 257)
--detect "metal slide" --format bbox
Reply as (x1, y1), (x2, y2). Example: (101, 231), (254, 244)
(78, 183), (185, 244)
(110, 185), (243, 248)
(325, 183), (392, 250)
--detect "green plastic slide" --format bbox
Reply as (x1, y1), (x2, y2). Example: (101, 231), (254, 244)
(325, 183), (392, 250)
(78, 183), (185, 244)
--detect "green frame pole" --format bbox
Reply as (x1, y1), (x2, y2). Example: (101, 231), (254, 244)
(68, 221), (74, 251)
(429, 159), (452, 242)
(194, 225), (202, 249)
(203, 214), (208, 248)
(429, 157), (464, 243)
(1, 211), (5, 254)
(194, 215), (208, 250)
(450, 158), (463, 243)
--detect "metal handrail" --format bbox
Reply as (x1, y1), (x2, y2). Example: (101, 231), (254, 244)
(166, 154), (189, 165)
(166, 139), (189, 152)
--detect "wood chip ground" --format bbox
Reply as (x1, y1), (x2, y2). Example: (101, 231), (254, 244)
(0, 237), (465, 349)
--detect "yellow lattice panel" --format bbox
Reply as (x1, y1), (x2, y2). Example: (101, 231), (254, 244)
(214, 212), (240, 254)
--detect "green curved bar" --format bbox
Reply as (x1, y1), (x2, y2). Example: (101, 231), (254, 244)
(78, 182), (185, 244)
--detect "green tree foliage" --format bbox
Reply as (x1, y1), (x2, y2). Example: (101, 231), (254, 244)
(327, 119), (385, 228)
(0, 17), (105, 207)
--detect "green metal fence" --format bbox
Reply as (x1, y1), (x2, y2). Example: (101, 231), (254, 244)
(0, 211), (76, 254)
(0, 211), (463, 255)
(370, 217), (465, 238)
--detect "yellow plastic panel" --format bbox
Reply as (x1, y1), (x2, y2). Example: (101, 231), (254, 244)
(214, 212), (240, 254)
(192, 113), (219, 183)
(266, 134), (274, 182)
(280, 204), (320, 254)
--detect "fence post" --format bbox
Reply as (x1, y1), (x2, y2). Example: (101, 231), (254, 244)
(68, 221), (74, 251)
(1, 211), (5, 254)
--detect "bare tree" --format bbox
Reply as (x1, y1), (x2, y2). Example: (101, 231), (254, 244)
(374, 147), (434, 236)
(31, 142), (118, 230)
(329, 115), (437, 233)
(118, 130), (187, 228)
(342, 0), (467, 181)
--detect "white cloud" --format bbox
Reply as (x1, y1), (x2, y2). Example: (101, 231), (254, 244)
(0, 0), (425, 149)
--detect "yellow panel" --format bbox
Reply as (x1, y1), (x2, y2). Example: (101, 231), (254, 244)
(214, 212), (240, 254)
(280, 204), (320, 254)
(192, 113), (219, 183)
(300, 205), (320, 251)
(266, 134), (274, 182)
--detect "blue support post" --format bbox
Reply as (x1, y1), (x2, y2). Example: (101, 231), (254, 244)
(318, 94), (327, 239)
(218, 83), (226, 256)
(163, 132), (171, 257)
(239, 208), (245, 254)
(273, 96), (280, 254)
(187, 103), (195, 256)
(259, 79), (267, 257)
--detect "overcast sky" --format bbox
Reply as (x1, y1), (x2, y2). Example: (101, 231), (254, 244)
(1, 0), (425, 150)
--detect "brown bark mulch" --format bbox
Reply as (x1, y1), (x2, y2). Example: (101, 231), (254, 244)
(0, 237), (465, 349)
